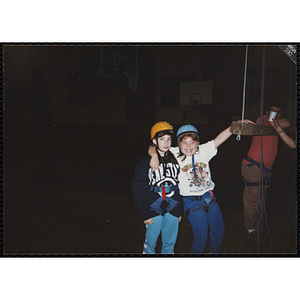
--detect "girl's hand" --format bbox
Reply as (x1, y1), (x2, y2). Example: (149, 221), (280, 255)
(238, 119), (257, 125)
(150, 155), (159, 171)
(144, 218), (153, 225)
(179, 216), (182, 223)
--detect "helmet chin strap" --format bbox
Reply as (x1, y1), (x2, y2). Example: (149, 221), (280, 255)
(155, 138), (166, 155)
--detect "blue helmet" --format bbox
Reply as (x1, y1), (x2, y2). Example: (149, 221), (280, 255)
(176, 124), (199, 141)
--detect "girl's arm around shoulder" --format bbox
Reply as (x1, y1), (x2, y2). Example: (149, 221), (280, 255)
(169, 146), (179, 155)
(148, 146), (179, 170)
(148, 145), (159, 170)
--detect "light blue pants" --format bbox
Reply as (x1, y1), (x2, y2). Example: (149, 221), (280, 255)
(143, 213), (179, 254)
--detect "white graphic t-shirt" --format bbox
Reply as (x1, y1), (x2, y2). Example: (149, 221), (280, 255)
(169, 140), (217, 196)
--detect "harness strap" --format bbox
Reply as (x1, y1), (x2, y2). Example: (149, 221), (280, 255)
(185, 191), (216, 216)
(150, 185), (178, 194)
(192, 155), (197, 177)
(187, 195), (201, 202)
(207, 190), (214, 201)
(161, 186), (166, 200)
(186, 197), (217, 216)
(243, 177), (271, 189)
(150, 197), (179, 216)
(246, 156), (271, 174)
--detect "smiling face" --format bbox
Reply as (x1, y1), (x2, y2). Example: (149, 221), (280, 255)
(152, 134), (172, 155)
(179, 136), (199, 156)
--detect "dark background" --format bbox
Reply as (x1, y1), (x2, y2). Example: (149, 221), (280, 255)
(3, 44), (297, 255)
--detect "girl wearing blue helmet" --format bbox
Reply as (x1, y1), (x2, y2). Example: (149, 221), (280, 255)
(149, 120), (255, 254)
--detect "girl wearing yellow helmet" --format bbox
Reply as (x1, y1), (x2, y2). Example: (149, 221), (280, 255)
(132, 121), (183, 254)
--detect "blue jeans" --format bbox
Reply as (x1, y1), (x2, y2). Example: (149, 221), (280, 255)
(183, 192), (225, 254)
(143, 213), (179, 254)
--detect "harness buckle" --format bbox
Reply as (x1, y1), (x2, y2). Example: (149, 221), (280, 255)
(243, 178), (250, 190)
(202, 204), (209, 213)
(265, 178), (271, 188)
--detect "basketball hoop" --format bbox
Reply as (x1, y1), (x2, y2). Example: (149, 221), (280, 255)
(124, 68), (140, 90)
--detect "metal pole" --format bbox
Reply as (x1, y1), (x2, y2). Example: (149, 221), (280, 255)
(241, 45), (249, 123)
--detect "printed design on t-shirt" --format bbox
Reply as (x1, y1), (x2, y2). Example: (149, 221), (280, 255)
(148, 162), (179, 198)
(181, 162), (212, 192)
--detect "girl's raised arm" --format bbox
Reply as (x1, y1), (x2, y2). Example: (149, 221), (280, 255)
(214, 119), (256, 149)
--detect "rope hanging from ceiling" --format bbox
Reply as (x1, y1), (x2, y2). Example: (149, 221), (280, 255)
(236, 45), (249, 141)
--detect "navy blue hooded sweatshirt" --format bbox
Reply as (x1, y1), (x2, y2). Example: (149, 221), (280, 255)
(132, 153), (183, 221)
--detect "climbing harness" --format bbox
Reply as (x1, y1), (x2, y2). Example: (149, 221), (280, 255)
(150, 195), (178, 216)
(236, 45), (249, 141)
(243, 177), (271, 189)
(150, 183), (178, 195)
(242, 156), (272, 189)
(245, 156), (271, 173)
(149, 183), (179, 216)
(185, 191), (216, 216)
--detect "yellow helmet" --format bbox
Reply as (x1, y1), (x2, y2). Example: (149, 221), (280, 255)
(150, 121), (173, 140)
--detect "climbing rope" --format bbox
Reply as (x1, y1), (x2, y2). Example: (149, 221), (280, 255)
(256, 46), (265, 251)
(236, 45), (249, 141)
(256, 46), (273, 253)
